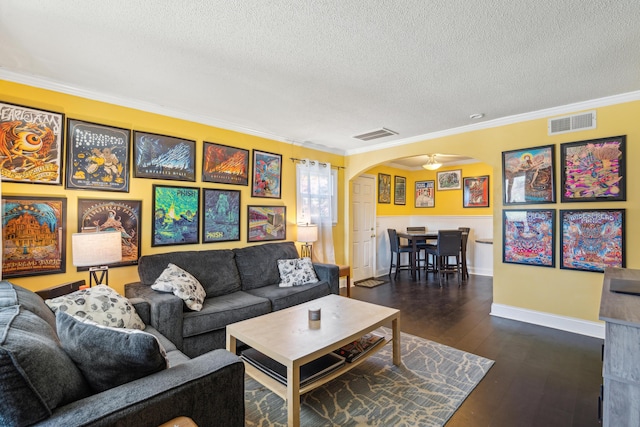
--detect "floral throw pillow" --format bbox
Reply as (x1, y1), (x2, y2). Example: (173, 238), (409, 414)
(277, 257), (319, 287)
(151, 263), (206, 311)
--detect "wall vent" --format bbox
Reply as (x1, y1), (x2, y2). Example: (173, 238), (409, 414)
(353, 127), (398, 141)
(548, 111), (596, 135)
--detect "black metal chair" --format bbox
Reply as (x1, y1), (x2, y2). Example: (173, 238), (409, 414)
(425, 230), (463, 286)
(387, 228), (416, 279)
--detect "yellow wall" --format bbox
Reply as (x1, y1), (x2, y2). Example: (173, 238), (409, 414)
(347, 101), (640, 324)
(0, 80), (346, 295)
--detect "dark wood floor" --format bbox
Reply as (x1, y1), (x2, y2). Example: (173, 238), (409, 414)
(342, 272), (603, 427)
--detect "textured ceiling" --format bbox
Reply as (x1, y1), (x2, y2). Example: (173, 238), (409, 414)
(1, 0), (640, 157)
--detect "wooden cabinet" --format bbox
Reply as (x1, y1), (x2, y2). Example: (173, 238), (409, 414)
(599, 267), (640, 426)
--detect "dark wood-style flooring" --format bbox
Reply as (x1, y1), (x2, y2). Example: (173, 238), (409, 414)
(341, 272), (603, 427)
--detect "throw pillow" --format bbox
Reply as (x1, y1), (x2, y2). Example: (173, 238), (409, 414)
(151, 263), (206, 311)
(56, 311), (168, 392)
(45, 284), (145, 330)
(277, 257), (319, 287)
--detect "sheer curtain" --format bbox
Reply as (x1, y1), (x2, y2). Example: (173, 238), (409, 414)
(296, 159), (335, 263)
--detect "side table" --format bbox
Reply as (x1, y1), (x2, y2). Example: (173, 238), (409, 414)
(338, 265), (351, 297)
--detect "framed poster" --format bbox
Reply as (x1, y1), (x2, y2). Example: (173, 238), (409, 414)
(415, 180), (435, 208)
(463, 175), (490, 208)
(133, 131), (195, 181)
(394, 176), (406, 205)
(202, 142), (249, 185)
(560, 136), (625, 202)
(152, 185), (200, 247)
(437, 169), (462, 190)
(502, 144), (555, 204)
(66, 119), (131, 192)
(202, 188), (241, 243)
(2, 195), (66, 278)
(77, 198), (142, 268)
(0, 102), (64, 184)
(560, 209), (625, 272)
(247, 205), (286, 242)
(378, 173), (391, 203)
(252, 150), (282, 198)
(503, 209), (555, 268)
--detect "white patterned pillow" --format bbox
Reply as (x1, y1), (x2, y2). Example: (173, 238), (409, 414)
(151, 263), (206, 311)
(277, 257), (319, 287)
(45, 284), (145, 330)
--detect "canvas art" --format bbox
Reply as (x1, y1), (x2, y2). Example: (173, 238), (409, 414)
(203, 189), (241, 243)
(66, 119), (131, 192)
(77, 199), (142, 268)
(2, 196), (66, 278)
(502, 145), (555, 204)
(252, 150), (282, 198)
(378, 173), (391, 203)
(202, 142), (249, 185)
(247, 205), (286, 242)
(463, 176), (490, 208)
(415, 180), (435, 208)
(503, 209), (555, 268)
(560, 209), (624, 272)
(133, 131), (195, 181)
(0, 102), (64, 184)
(152, 185), (200, 246)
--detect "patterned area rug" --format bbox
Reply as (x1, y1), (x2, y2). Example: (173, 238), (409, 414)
(244, 327), (494, 427)
(354, 279), (387, 288)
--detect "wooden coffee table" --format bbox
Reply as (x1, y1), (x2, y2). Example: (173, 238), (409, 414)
(226, 294), (400, 427)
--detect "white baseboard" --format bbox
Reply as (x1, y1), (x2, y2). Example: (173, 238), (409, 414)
(491, 303), (605, 339)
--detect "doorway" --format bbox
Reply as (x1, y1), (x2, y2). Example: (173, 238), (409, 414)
(351, 174), (376, 282)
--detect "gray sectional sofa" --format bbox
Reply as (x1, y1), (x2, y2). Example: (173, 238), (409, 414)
(125, 241), (339, 358)
(0, 281), (244, 427)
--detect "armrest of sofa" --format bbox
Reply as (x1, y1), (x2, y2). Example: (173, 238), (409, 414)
(37, 349), (245, 427)
(313, 263), (339, 294)
(125, 282), (185, 350)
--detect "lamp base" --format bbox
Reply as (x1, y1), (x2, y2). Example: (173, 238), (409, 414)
(89, 266), (110, 287)
(300, 244), (313, 258)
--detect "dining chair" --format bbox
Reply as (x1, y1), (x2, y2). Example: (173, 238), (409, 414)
(444, 227), (470, 279)
(406, 226), (429, 272)
(387, 228), (416, 279)
(425, 230), (463, 286)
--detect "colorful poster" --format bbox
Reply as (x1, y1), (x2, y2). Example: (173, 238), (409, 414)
(252, 150), (282, 198)
(77, 199), (142, 267)
(463, 175), (490, 208)
(415, 180), (435, 208)
(203, 189), (241, 243)
(2, 196), (66, 278)
(133, 131), (195, 181)
(502, 145), (555, 204)
(66, 119), (130, 192)
(378, 173), (391, 203)
(152, 185), (200, 246)
(0, 102), (64, 184)
(503, 209), (555, 267)
(247, 205), (286, 242)
(202, 142), (249, 185)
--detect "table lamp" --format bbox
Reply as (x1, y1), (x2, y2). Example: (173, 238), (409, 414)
(71, 231), (122, 287)
(297, 224), (318, 258)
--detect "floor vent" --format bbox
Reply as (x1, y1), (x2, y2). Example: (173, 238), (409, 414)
(548, 111), (596, 135)
(353, 128), (398, 141)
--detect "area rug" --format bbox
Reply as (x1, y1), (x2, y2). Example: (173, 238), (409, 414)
(354, 278), (387, 288)
(244, 328), (494, 427)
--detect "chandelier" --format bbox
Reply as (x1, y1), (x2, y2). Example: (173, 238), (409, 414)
(422, 154), (442, 171)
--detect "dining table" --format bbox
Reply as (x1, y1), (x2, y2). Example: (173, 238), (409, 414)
(397, 230), (468, 281)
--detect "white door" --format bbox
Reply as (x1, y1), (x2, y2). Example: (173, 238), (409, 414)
(351, 175), (376, 282)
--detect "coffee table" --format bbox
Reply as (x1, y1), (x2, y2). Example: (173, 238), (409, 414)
(226, 294), (400, 427)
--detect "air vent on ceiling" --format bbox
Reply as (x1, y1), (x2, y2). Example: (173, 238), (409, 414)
(548, 111), (596, 135)
(353, 127), (398, 141)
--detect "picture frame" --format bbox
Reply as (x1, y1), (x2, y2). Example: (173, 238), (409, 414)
(503, 209), (555, 268)
(394, 176), (406, 205)
(77, 198), (142, 268)
(502, 144), (555, 204)
(378, 173), (391, 203)
(2, 195), (66, 278)
(415, 180), (435, 208)
(202, 188), (241, 243)
(133, 131), (195, 181)
(66, 119), (131, 192)
(251, 149), (282, 198)
(560, 209), (625, 272)
(560, 135), (626, 202)
(0, 102), (65, 185)
(463, 175), (490, 208)
(202, 142), (250, 185)
(152, 184), (200, 247)
(247, 205), (286, 242)
(437, 169), (462, 190)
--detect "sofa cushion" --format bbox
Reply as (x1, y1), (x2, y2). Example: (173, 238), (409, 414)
(45, 284), (145, 329)
(0, 306), (91, 426)
(0, 280), (57, 330)
(56, 311), (168, 392)
(246, 281), (332, 311)
(234, 242), (300, 290)
(151, 263), (206, 311)
(138, 249), (242, 297)
(277, 257), (319, 287)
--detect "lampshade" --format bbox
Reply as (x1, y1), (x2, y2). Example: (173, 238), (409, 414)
(72, 231), (122, 267)
(422, 154), (442, 171)
(297, 224), (318, 243)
